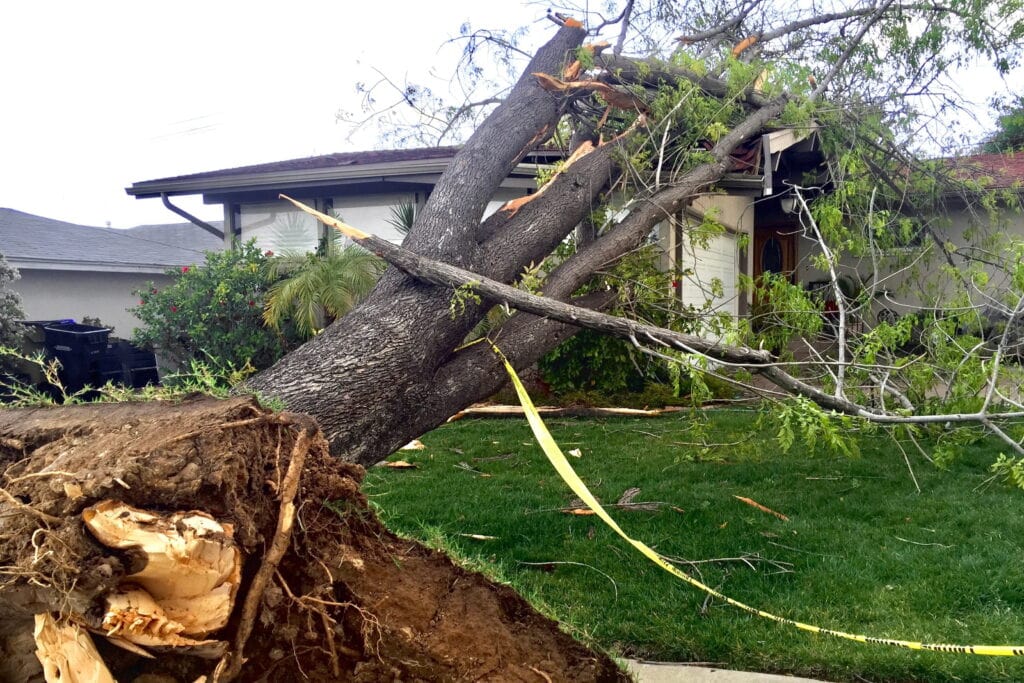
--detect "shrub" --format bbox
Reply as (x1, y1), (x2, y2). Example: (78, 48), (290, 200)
(131, 241), (299, 373)
(0, 253), (26, 375)
(538, 244), (686, 396)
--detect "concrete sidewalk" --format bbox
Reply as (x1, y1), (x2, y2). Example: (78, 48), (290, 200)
(626, 660), (832, 682)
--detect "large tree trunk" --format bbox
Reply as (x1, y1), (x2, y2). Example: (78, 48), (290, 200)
(244, 21), (784, 466)
(0, 397), (626, 682)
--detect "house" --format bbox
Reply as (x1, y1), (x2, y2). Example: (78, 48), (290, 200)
(127, 137), (824, 322)
(0, 208), (222, 335)
(792, 150), (1024, 328)
(657, 126), (827, 318)
(126, 147), (561, 254)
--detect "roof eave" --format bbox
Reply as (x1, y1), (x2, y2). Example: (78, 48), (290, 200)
(127, 159), (546, 199)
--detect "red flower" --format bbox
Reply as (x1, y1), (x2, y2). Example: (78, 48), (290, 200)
(264, 250), (274, 257)
(151, 288), (158, 294)
(170, 305), (178, 312)
(248, 300), (255, 307)
(671, 280), (680, 289)
(139, 299), (145, 305)
(181, 266), (190, 273)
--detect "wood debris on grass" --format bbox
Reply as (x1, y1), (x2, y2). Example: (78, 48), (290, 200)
(381, 460), (418, 469)
(447, 405), (684, 421)
(559, 488), (677, 515)
(733, 495), (789, 521)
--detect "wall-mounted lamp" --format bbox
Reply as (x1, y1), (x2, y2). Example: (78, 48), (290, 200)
(779, 195), (798, 214)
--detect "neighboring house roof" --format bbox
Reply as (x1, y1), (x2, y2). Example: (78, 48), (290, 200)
(0, 208), (221, 274)
(947, 151), (1024, 189)
(126, 146), (559, 200)
(125, 221), (224, 252)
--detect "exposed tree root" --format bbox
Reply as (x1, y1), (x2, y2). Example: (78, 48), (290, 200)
(0, 396), (627, 682)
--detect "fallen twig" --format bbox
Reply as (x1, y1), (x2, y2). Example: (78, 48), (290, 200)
(733, 495), (789, 521)
(893, 536), (954, 548)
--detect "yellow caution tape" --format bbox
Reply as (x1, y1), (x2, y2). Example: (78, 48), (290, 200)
(493, 344), (1024, 656)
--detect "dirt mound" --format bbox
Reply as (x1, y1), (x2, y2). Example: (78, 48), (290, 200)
(0, 396), (627, 682)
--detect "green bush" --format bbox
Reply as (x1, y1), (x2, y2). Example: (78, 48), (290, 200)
(0, 252), (27, 378)
(538, 244), (689, 398)
(0, 252), (25, 351)
(131, 241), (300, 374)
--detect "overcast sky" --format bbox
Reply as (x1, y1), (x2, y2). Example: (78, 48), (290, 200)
(0, 1), (1012, 230)
(0, 0), (541, 228)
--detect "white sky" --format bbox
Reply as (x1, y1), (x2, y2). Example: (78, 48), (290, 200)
(0, 1), (1012, 230)
(0, 0), (542, 228)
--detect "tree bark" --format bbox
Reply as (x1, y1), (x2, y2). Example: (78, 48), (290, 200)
(243, 20), (795, 466)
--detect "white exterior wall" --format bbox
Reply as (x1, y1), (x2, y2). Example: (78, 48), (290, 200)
(15, 269), (174, 338)
(238, 188), (531, 253)
(791, 203), (1024, 328)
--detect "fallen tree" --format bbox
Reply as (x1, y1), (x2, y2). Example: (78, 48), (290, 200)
(0, 396), (626, 682)
(245, 1), (1024, 467)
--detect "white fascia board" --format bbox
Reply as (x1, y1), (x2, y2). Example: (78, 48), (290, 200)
(130, 159), (548, 198)
(10, 260), (177, 274)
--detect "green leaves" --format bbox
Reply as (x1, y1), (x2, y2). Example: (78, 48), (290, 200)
(131, 241), (295, 376)
(263, 239), (385, 338)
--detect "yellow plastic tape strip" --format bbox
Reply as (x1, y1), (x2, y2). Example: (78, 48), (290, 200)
(493, 345), (1024, 657)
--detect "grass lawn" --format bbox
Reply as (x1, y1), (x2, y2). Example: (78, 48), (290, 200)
(363, 408), (1024, 682)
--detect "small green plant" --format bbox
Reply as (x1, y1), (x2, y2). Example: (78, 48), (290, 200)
(0, 346), (82, 406)
(263, 232), (385, 338)
(449, 282), (482, 319)
(0, 252), (27, 371)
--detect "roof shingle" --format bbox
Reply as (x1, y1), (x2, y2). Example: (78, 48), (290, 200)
(0, 208), (222, 271)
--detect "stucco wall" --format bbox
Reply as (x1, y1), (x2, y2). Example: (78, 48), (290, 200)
(794, 203), (1024, 325)
(15, 269), (173, 339)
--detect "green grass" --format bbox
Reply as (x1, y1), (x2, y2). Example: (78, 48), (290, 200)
(363, 409), (1024, 682)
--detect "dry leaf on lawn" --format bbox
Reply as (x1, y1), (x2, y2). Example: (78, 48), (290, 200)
(383, 460), (418, 469)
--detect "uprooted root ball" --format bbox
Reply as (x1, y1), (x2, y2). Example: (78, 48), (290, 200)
(0, 396), (626, 682)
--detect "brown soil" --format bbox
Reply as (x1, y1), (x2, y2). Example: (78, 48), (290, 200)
(0, 396), (628, 683)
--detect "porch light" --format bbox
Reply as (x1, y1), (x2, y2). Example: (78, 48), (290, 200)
(779, 195), (798, 214)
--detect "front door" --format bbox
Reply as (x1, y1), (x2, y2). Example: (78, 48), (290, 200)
(753, 226), (797, 283)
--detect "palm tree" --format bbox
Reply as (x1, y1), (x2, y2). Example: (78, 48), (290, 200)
(263, 202), (415, 339)
(263, 230), (385, 339)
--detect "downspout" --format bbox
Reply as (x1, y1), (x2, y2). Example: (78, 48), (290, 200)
(161, 193), (225, 240)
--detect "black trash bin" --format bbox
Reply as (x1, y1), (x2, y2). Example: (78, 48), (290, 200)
(42, 323), (111, 393)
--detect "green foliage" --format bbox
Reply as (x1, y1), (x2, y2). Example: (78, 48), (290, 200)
(766, 397), (861, 457)
(989, 453), (1024, 490)
(980, 95), (1024, 153)
(0, 252), (26, 365)
(748, 273), (823, 352)
(386, 201), (416, 237)
(538, 245), (686, 397)
(449, 281), (482, 319)
(0, 346), (74, 405)
(263, 233), (385, 338)
(0, 346), (263, 407)
(132, 241), (296, 372)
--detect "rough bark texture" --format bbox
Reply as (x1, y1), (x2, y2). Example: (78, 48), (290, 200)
(0, 397), (627, 682)
(244, 22), (788, 467)
(245, 25), (593, 465)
